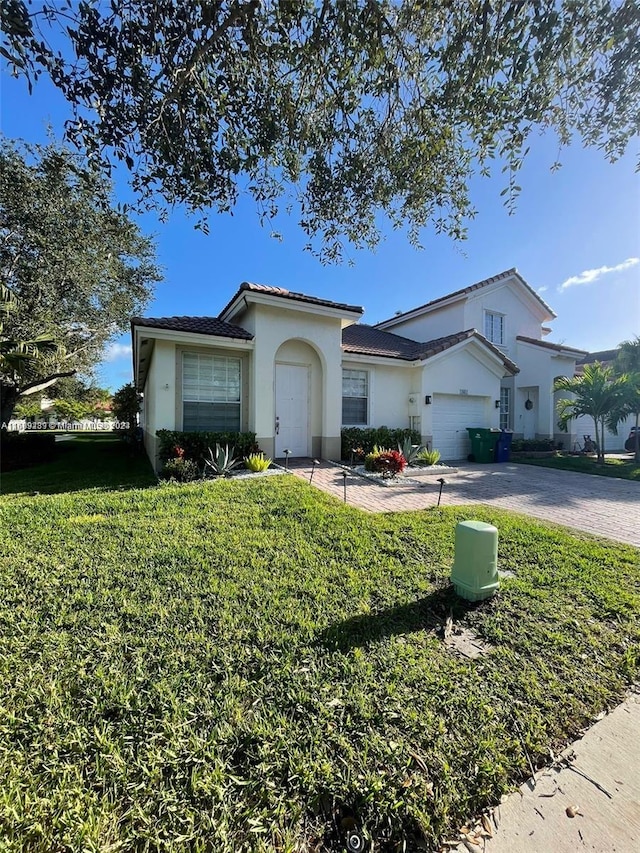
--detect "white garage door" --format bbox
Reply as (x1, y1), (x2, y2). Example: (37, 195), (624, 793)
(432, 394), (489, 460)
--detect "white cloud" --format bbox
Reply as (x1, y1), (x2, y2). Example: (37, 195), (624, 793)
(537, 286), (548, 294)
(558, 257), (639, 292)
(103, 342), (132, 362)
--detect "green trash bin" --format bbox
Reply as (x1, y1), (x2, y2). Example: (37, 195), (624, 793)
(466, 427), (500, 463)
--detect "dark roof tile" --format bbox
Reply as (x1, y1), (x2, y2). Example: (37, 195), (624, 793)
(343, 325), (519, 373)
(516, 335), (587, 356)
(576, 348), (619, 365)
(132, 315), (253, 340)
(220, 281), (363, 317)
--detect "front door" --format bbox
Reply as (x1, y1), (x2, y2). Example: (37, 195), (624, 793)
(275, 363), (309, 457)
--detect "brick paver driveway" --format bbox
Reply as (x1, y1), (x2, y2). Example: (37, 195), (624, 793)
(289, 460), (640, 547)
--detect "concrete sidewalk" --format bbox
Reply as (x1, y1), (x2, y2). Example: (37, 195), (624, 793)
(453, 691), (640, 852)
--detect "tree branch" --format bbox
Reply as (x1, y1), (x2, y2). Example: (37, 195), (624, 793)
(18, 370), (77, 396)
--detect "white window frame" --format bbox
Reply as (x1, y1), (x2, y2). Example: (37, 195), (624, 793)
(342, 368), (369, 426)
(499, 387), (510, 431)
(182, 352), (241, 432)
(484, 311), (505, 346)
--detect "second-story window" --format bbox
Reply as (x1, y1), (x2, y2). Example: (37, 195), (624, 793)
(484, 311), (505, 346)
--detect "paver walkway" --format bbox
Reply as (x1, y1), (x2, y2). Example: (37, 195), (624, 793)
(287, 460), (640, 547)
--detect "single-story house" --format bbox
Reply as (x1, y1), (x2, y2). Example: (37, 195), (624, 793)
(132, 268), (592, 468)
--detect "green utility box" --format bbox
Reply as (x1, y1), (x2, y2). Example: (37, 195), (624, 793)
(450, 520), (499, 602)
(466, 427), (501, 463)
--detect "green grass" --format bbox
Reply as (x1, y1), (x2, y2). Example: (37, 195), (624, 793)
(0, 466), (638, 851)
(514, 453), (640, 481)
(0, 433), (156, 494)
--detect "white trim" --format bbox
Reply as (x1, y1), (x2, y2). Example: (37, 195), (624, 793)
(341, 351), (419, 367)
(135, 325), (254, 350)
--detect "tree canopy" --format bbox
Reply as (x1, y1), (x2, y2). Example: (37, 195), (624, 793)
(0, 139), (160, 424)
(2, 1), (639, 260)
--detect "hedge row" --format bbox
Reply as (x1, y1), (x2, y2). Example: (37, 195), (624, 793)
(341, 426), (421, 460)
(510, 438), (562, 452)
(0, 431), (58, 472)
(157, 430), (259, 462)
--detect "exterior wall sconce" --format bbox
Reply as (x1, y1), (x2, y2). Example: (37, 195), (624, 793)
(424, 395), (432, 405)
(495, 399), (501, 408)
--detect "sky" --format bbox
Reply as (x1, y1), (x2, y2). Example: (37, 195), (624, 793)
(2, 59), (639, 392)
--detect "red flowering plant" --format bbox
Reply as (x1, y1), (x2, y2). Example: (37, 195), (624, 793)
(172, 445), (185, 459)
(370, 449), (407, 478)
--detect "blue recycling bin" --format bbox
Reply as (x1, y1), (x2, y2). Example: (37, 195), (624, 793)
(494, 430), (513, 463)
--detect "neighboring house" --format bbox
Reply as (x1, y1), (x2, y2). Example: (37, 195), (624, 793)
(132, 269), (588, 468)
(572, 348), (631, 451)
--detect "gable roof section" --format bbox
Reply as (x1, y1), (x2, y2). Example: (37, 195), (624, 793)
(516, 335), (587, 357)
(132, 315), (253, 340)
(343, 325), (519, 373)
(375, 268), (556, 328)
(341, 324), (423, 360)
(576, 348), (619, 365)
(220, 281), (363, 319)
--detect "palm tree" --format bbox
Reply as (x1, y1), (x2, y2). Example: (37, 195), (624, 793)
(609, 337), (640, 461)
(554, 363), (630, 464)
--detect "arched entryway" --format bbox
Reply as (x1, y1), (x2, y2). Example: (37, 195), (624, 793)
(274, 339), (324, 458)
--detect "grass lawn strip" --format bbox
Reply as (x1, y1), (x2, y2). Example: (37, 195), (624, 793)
(0, 475), (638, 851)
(0, 433), (157, 495)
(513, 453), (640, 481)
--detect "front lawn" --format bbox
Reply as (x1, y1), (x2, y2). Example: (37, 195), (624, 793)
(0, 476), (638, 852)
(513, 452), (640, 481)
(0, 433), (156, 494)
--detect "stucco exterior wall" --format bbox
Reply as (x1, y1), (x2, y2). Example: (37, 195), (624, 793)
(514, 342), (580, 440)
(384, 302), (465, 342)
(419, 346), (501, 443)
(248, 304), (343, 459)
(341, 359), (418, 431)
(464, 282), (544, 351)
(142, 338), (177, 468)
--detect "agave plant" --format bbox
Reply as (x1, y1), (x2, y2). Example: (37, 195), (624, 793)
(398, 437), (425, 466)
(244, 452), (272, 472)
(416, 448), (441, 466)
(203, 443), (243, 478)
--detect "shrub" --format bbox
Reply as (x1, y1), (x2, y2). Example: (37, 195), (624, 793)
(341, 426), (420, 460)
(365, 447), (407, 477)
(157, 430), (259, 463)
(0, 431), (57, 472)
(160, 456), (201, 482)
(511, 438), (558, 452)
(364, 446), (385, 472)
(245, 452), (272, 472)
(416, 448), (441, 466)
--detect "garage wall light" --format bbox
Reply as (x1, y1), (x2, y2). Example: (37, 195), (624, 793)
(424, 395), (432, 405)
(495, 399), (501, 408)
